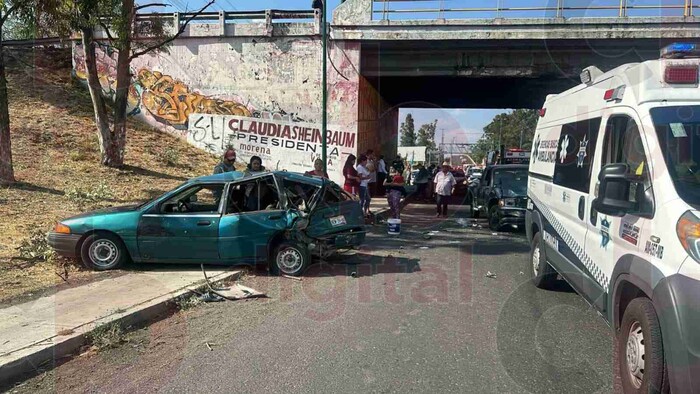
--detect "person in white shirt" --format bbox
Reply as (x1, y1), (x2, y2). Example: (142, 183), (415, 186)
(377, 155), (387, 196)
(433, 161), (456, 218)
(356, 154), (372, 216)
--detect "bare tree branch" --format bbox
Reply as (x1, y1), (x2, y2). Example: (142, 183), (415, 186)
(98, 20), (116, 44)
(0, 0), (26, 27)
(135, 3), (170, 12)
(129, 0), (215, 61)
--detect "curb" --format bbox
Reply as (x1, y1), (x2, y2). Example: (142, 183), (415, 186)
(0, 270), (238, 390)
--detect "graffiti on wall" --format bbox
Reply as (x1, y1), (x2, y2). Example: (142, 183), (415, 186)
(72, 43), (295, 130)
(135, 70), (251, 130)
(72, 43), (141, 115)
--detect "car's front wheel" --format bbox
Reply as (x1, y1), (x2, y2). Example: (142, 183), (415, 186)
(488, 205), (501, 231)
(270, 241), (309, 277)
(619, 298), (668, 393)
(80, 233), (127, 271)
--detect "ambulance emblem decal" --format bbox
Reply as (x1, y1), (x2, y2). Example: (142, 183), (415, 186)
(577, 136), (588, 168)
(559, 135), (569, 164)
(600, 216), (611, 249)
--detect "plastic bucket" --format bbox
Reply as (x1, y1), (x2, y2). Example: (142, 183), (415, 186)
(387, 218), (401, 235)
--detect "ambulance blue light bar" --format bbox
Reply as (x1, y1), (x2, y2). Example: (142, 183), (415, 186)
(661, 43), (700, 59)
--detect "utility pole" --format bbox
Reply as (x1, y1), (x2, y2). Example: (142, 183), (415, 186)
(321, 1), (328, 172)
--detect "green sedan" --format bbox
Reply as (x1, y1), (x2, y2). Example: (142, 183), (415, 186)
(48, 171), (366, 276)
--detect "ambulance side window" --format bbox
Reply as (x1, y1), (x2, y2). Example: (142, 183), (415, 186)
(553, 117), (602, 193)
(602, 116), (654, 214)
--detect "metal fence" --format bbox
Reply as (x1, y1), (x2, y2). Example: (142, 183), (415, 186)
(373, 0), (698, 20)
(135, 9), (317, 26)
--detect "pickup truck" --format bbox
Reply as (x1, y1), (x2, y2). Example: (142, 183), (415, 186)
(468, 164), (528, 231)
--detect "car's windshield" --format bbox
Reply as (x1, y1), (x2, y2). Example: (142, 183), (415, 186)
(650, 105), (700, 208)
(493, 169), (528, 196)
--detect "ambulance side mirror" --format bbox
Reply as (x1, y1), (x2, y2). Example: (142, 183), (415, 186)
(592, 164), (637, 217)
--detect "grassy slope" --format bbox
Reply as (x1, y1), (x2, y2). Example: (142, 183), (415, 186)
(0, 48), (220, 305)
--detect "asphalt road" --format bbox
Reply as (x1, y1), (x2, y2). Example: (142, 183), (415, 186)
(12, 204), (617, 394)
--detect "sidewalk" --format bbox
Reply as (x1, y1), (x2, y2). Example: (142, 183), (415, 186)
(0, 267), (237, 385)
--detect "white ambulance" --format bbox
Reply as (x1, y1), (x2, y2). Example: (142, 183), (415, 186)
(526, 43), (700, 393)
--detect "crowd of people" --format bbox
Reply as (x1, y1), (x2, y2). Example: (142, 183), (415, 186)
(212, 147), (459, 221)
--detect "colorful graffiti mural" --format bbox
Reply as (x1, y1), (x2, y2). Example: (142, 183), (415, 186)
(72, 43), (256, 129)
(136, 70), (252, 130)
(72, 43), (141, 114)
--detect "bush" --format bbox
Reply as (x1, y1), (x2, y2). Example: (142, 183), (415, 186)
(65, 181), (114, 204)
(162, 147), (180, 166)
(16, 229), (55, 262)
(88, 322), (125, 350)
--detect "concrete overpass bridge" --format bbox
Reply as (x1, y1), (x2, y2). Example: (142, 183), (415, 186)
(76, 0), (700, 182)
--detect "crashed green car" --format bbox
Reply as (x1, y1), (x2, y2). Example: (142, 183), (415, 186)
(48, 171), (366, 276)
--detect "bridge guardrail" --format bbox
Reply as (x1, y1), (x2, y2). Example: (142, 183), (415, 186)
(372, 0), (698, 20)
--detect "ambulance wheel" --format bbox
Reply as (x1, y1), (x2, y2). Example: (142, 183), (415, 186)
(530, 232), (556, 289)
(619, 298), (669, 394)
(270, 241), (309, 277)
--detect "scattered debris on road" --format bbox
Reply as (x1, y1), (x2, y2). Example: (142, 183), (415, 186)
(282, 274), (303, 281)
(485, 271), (497, 279)
(206, 342), (214, 351)
(419, 246), (429, 250)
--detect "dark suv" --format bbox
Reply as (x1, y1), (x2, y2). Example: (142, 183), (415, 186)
(468, 164), (528, 230)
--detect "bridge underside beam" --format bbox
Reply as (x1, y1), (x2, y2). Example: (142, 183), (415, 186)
(360, 38), (668, 109)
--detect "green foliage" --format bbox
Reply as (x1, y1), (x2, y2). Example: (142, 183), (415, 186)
(17, 229), (55, 262)
(65, 181), (114, 204)
(399, 113), (416, 147)
(416, 119), (438, 151)
(470, 109), (539, 162)
(88, 321), (125, 350)
(161, 147), (180, 166)
(1, 0), (73, 40)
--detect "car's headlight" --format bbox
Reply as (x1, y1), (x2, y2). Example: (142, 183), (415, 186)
(499, 198), (516, 208)
(54, 222), (71, 234)
(677, 211), (700, 263)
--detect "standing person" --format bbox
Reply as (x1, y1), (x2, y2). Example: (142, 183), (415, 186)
(413, 163), (430, 201)
(434, 161), (456, 218)
(244, 155), (266, 176)
(213, 148), (237, 174)
(392, 154), (405, 175)
(365, 150), (377, 196)
(384, 168), (406, 219)
(377, 155), (388, 196)
(343, 154), (360, 195)
(305, 158), (329, 178)
(356, 154), (372, 216)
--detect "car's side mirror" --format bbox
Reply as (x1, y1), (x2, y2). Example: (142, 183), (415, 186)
(592, 164), (637, 217)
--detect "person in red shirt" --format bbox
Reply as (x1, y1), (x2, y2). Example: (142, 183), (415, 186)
(384, 168), (406, 219)
(342, 154), (360, 195)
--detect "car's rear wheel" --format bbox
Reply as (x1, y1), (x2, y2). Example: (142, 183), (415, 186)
(80, 233), (126, 271)
(270, 241), (309, 276)
(530, 232), (557, 289)
(619, 297), (668, 393)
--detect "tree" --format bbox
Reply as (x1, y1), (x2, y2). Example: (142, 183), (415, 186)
(0, 0), (67, 184)
(399, 113), (416, 147)
(416, 119), (437, 151)
(470, 109), (538, 162)
(73, 0), (214, 167)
